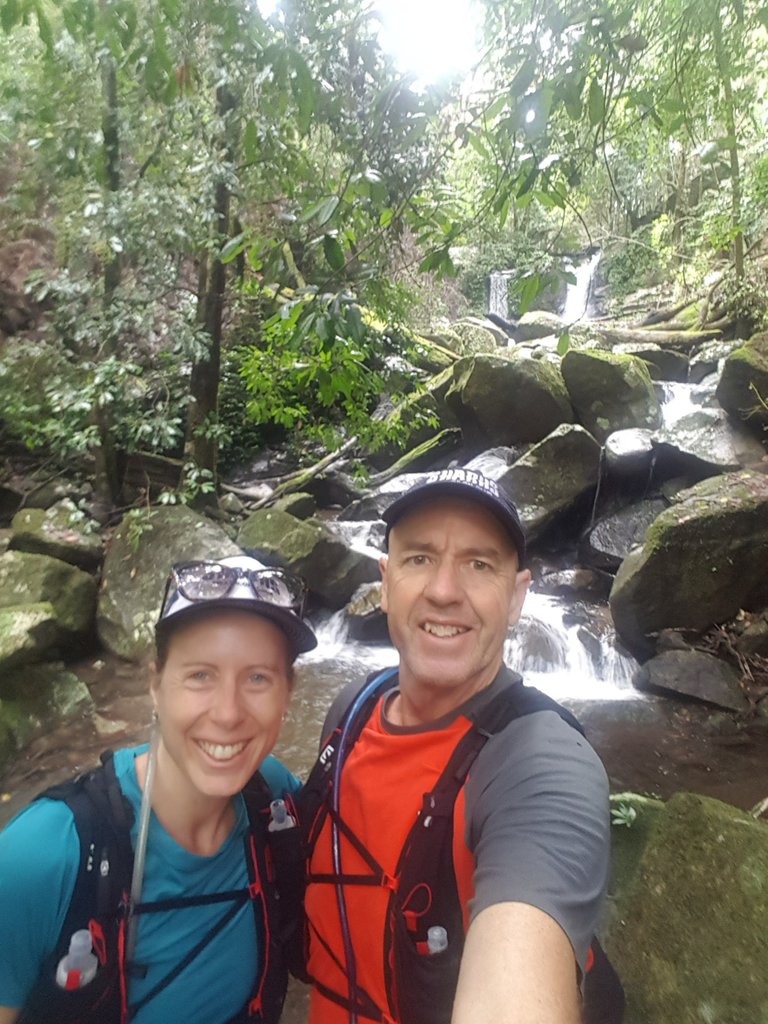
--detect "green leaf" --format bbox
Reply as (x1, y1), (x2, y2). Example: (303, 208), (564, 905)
(346, 305), (364, 343)
(588, 78), (605, 126)
(1, 0), (20, 34)
(290, 52), (315, 135)
(243, 119), (258, 164)
(510, 59), (536, 98)
(556, 331), (571, 355)
(300, 195), (339, 226)
(517, 274), (541, 315)
(323, 235), (345, 272)
(219, 234), (245, 264)
(379, 208), (394, 228)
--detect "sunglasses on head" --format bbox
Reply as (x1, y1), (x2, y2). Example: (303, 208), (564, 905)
(161, 561), (307, 617)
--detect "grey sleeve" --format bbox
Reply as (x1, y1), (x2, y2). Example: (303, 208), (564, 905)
(464, 710), (610, 972)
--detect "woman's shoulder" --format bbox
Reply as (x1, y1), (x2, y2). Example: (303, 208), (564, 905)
(258, 754), (301, 797)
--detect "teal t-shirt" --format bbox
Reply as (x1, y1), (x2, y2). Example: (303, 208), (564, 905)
(0, 746), (300, 1022)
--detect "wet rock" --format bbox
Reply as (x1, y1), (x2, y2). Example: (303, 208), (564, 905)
(0, 604), (61, 672)
(536, 568), (612, 601)
(609, 471), (768, 656)
(302, 470), (365, 510)
(653, 402), (764, 476)
(715, 331), (768, 435)
(9, 499), (102, 570)
(583, 499), (667, 572)
(218, 492), (245, 515)
(688, 338), (743, 384)
(0, 550), (96, 638)
(0, 484), (22, 526)
(272, 492), (317, 519)
(604, 428), (655, 480)
(446, 353), (574, 449)
(495, 424), (602, 544)
(613, 342), (689, 382)
(606, 792), (768, 1024)
(561, 348), (662, 441)
(0, 662), (93, 769)
(515, 310), (566, 342)
(345, 582), (389, 642)
(633, 650), (748, 711)
(238, 509), (379, 609)
(97, 507), (239, 660)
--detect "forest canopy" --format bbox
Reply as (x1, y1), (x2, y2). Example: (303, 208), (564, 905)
(0, 0), (767, 510)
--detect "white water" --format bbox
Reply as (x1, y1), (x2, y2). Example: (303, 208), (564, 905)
(563, 251), (601, 324)
(488, 271), (512, 319)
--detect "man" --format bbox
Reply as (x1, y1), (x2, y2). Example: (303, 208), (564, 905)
(300, 468), (611, 1024)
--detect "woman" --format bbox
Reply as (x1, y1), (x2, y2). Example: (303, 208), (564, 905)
(0, 553), (317, 1024)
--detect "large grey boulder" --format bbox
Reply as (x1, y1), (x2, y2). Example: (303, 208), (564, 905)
(562, 348), (662, 441)
(633, 649), (749, 711)
(0, 662), (94, 769)
(450, 320), (499, 354)
(715, 330), (768, 435)
(613, 342), (689, 382)
(0, 604), (61, 672)
(494, 424), (602, 544)
(515, 310), (566, 341)
(10, 499), (102, 570)
(609, 471), (768, 656)
(583, 499), (667, 572)
(0, 550), (97, 637)
(606, 792), (768, 1024)
(446, 353), (574, 449)
(98, 506), (239, 660)
(238, 509), (379, 609)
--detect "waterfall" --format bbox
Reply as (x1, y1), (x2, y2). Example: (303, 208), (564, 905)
(563, 251), (601, 324)
(487, 271), (511, 319)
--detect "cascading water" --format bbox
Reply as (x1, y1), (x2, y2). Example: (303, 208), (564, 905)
(488, 271), (512, 319)
(562, 250), (601, 323)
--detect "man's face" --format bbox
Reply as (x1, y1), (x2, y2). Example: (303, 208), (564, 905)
(380, 497), (530, 716)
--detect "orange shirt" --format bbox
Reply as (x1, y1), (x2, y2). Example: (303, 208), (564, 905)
(306, 696), (475, 1024)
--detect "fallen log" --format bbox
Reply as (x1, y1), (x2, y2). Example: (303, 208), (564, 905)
(595, 325), (722, 349)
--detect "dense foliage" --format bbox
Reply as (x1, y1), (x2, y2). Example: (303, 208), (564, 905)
(0, 0), (766, 507)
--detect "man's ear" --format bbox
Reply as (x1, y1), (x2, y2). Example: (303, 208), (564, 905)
(379, 555), (389, 614)
(508, 569), (532, 627)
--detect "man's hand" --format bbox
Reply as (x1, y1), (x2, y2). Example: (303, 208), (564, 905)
(451, 902), (581, 1024)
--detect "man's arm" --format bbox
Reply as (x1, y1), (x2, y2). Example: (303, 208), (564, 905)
(451, 902), (581, 1024)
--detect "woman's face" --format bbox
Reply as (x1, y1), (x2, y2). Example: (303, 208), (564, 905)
(151, 610), (293, 804)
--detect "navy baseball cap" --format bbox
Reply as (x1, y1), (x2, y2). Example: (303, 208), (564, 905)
(382, 468), (526, 563)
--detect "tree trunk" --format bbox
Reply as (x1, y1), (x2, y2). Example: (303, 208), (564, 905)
(184, 85), (237, 504)
(712, 12), (745, 284)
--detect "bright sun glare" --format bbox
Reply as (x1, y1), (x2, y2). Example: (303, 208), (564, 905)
(376, 0), (481, 83)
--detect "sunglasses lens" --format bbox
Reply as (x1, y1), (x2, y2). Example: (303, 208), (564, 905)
(249, 569), (305, 611)
(176, 562), (238, 601)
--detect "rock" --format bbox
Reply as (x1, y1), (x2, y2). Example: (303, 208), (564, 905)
(495, 424), (602, 545)
(688, 338), (743, 384)
(9, 499), (103, 570)
(22, 478), (83, 509)
(733, 611), (768, 659)
(457, 316), (508, 346)
(97, 506), (240, 660)
(609, 471), (768, 656)
(368, 385), (456, 470)
(450, 320), (499, 354)
(606, 792), (768, 1024)
(367, 429), (462, 485)
(583, 499), (667, 572)
(613, 342), (689, 382)
(715, 331), (768, 435)
(562, 348), (662, 441)
(633, 650), (749, 711)
(535, 568), (612, 601)
(604, 428), (655, 480)
(0, 550), (97, 638)
(0, 662), (94, 769)
(238, 509), (379, 609)
(0, 484), (22, 526)
(0, 604), (61, 672)
(446, 353), (574, 449)
(272, 492), (318, 519)
(345, 582), (389, 642)
(515, 311), (566, 342)
(218, 492), (245, 515)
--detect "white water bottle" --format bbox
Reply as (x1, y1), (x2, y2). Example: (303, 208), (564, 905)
(427, 926), (448, 955)
(55, 930), (98, 990)
(268, 798), (296, 832)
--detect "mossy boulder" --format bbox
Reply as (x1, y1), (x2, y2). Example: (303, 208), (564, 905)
(495, 424), (602, 544)
(0, 604), (61, 672)
(238, 508), (379, 609)
(606, 792), (768, 1024)
(450, 320), (498, 354)
(0, 550), (96, 637)
(97, 506), (239, 661)
(715, 331), (768, 435)
(0, 662), (93, 769)
(609, 471), (768, 657)
(562, 348), (662, 441)
(515, 310), (566, 341)
(9, 499), (103, 570)
(446, 353), (574, 449)
(368, 382), (456, 470)
(612, 342), (689, 383)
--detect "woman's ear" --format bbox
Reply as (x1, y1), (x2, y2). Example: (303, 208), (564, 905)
(148, 661), (160, 710)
